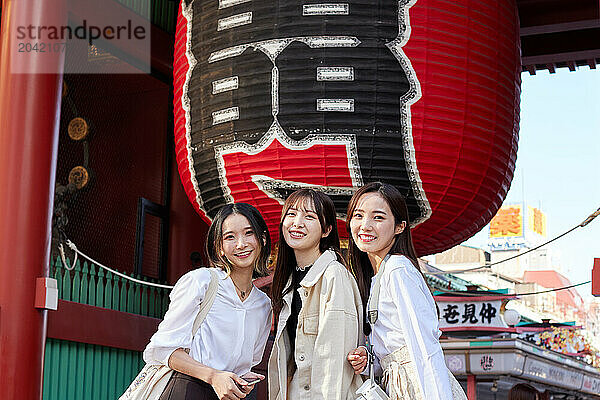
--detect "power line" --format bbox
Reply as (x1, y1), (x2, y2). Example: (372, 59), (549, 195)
(425, 205), (600, 276)
(516, 280), (590, 296)
(434, 280), (591, 297)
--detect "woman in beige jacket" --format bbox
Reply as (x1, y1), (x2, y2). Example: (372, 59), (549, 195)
(269, 189), (364, 400)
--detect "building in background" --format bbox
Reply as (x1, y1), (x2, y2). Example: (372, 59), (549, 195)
(522, 270), (586, 322)
(431, 202), (600, 384)
(434, 204), (587, 324)
(585, 300), (600, 349)
(488, 203), (556, 277)
(488, 204), (585, 323)
(432, 244), (562, 323)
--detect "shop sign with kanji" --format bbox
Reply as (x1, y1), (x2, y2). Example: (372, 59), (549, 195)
(435, 296), (515, 330)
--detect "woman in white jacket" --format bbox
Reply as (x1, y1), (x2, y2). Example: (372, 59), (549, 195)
(346, 182), (466, 400)
(269, 189), (363, 400)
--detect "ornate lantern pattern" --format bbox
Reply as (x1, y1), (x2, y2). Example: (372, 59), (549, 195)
(173, 0), (521, 255)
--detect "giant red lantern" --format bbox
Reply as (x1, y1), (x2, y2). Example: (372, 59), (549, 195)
(173, 0), (521, 255)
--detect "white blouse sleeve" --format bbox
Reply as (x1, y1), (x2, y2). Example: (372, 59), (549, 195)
(252, 302), (273, 367)
(386, 263), (453, 400)
(142, 269), (209, 366)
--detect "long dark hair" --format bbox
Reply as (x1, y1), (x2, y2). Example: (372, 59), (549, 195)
(346, 182), (421, 332)
(205, 203), (271, 277)
(271, 189), (345, 320)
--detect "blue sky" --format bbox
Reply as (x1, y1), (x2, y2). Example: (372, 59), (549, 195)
(461, 67), (600, 299)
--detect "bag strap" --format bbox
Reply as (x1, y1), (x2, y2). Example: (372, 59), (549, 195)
(192, 269), (219, 336)
(364, 254), (391, 383)
(366, 254), (390, 325)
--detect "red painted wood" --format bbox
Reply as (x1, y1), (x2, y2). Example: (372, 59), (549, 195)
(47, 300), (160, 352)
(434, 295), (517, 302)
(517, 0), (599, 27)
(167, 152), (210, 283)
(467, 374), (477, 400)
(67, 0), (174, 76)
(592, 258), (600, 297)
(0, 1), (66, 398)
(55, 74), (170, 279)
(442, 327), (518, 333)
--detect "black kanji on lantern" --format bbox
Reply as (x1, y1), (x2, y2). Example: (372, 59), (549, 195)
(479, 303), (497, 324)
(442, 304), (460, 324)
(180, 0), (426, 221)
(461, 303), (478, 323)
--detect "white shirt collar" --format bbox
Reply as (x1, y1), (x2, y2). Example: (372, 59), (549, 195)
(300, 249), (338, 288)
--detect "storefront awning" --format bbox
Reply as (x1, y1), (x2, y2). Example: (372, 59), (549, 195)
(442, 338), (600, 397)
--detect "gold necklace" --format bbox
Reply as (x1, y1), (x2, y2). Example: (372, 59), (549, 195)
(231, 277), (253, 299)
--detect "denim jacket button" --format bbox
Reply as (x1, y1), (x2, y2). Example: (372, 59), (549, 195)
(298, 354), (305, 361)
(304, 385), (310, 391)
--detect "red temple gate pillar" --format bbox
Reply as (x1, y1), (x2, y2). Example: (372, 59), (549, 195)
(0, 0), (66, 398)
(592, 258), (600, 296)
(467, 374), (477, 400)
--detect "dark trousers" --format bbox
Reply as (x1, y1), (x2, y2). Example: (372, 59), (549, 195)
(159, 372), (257, 400)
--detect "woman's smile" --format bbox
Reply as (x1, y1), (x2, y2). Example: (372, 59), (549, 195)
(282, 201), (323, 251)
(288, 229), (306, 239)
(233, 249), (253, 259)
(350, 192), (401, 260)
(221, 213), (260, 270)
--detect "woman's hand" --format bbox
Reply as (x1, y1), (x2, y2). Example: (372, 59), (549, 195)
(168, 349), (249, 399)
(209, 370), (248, 400)
(347, 347), (368, 375)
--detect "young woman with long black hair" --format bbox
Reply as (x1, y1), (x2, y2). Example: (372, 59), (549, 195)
(269, 189), (363, 400)
(346, 182), (466, 400)
(143, 203), (272, 400)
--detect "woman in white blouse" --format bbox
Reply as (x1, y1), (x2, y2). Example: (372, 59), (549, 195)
(345, 182), (466, 400)
(143, 203), (273, 400)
